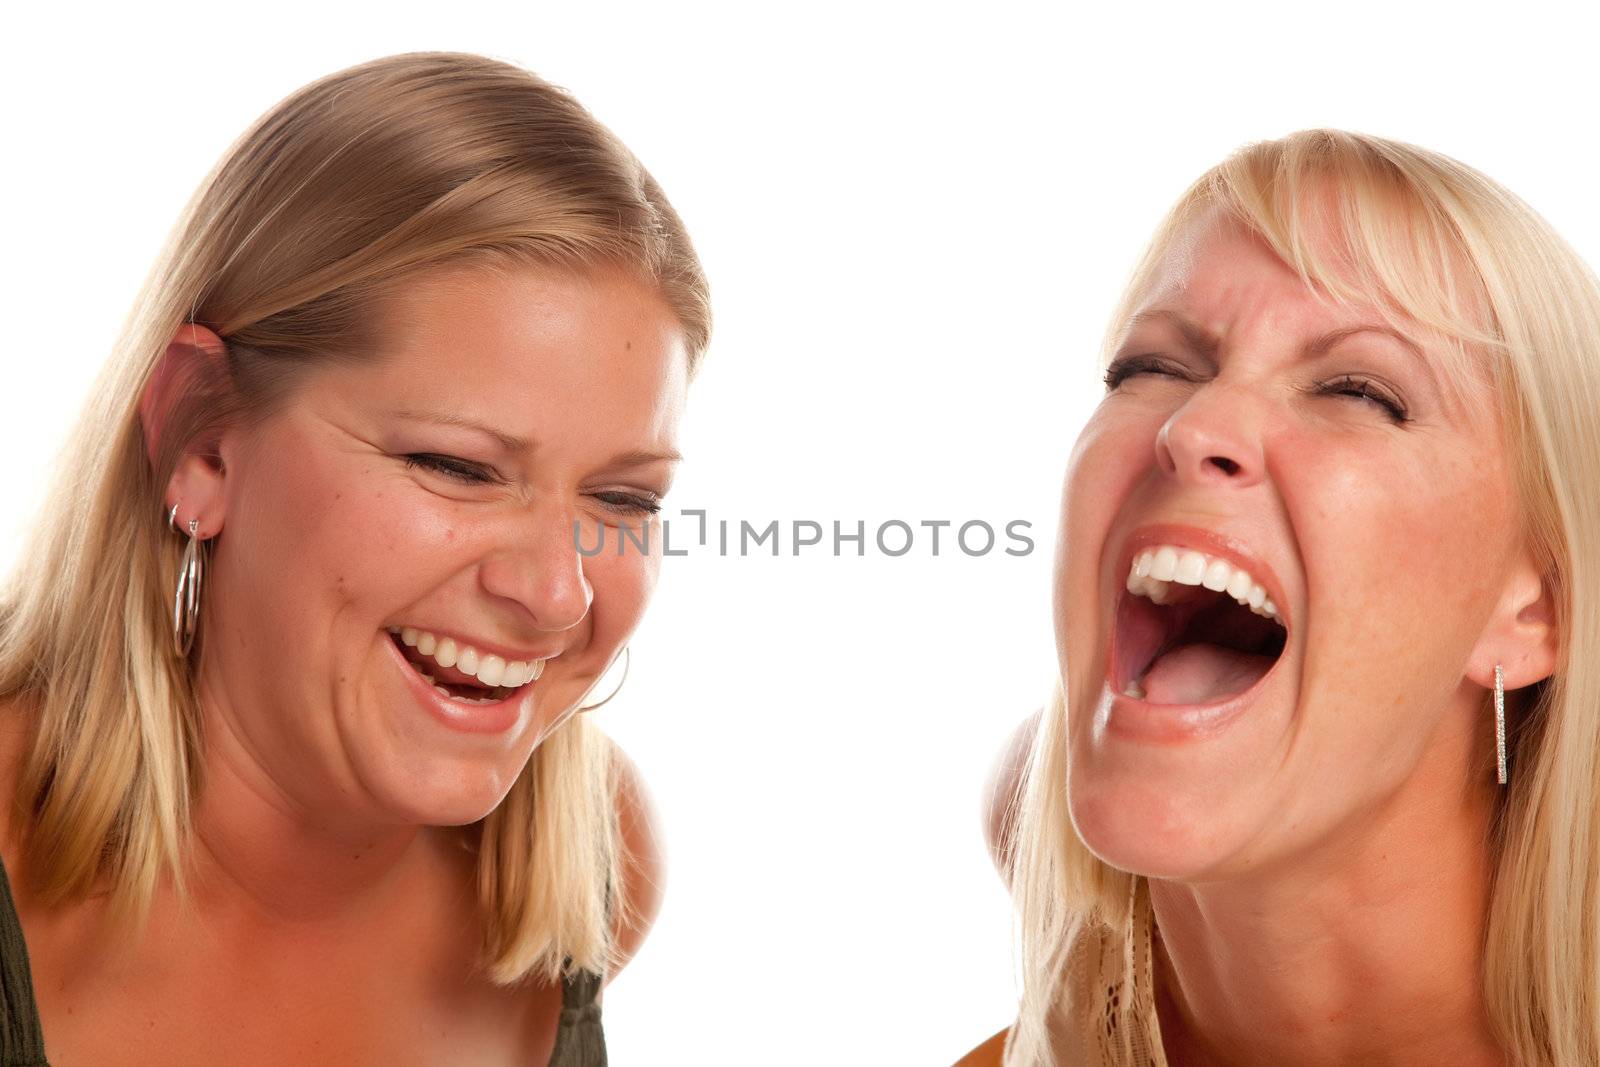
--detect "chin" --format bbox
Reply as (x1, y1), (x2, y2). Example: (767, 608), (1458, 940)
(1067, 769), (1246, 881)
(367, 757), (526, 829)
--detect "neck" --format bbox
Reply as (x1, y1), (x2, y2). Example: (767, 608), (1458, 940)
(1149, 709), (1506, 1066)
(185, 676), (465, 930)
(190, 738), (427, 927)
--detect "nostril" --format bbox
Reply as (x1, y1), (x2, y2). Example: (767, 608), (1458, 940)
(1207, 456), (1241, 477)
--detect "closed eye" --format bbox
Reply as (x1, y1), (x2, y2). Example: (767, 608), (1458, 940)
(402, 453), (498, 484)
(591, 490), (663, 516)
(1311, 376), (1410, 424)
(1105, 356), (1410, 427)
(1103, 355), (1191, 390)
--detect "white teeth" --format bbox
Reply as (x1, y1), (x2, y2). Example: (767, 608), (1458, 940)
(1225, 568), (1252, 600)
(1174, 550), (1207, 585)
(1127, 570), (1172, 604)
(501, 660), (545, 687)
(390, 626), (551, 689)
(1123, 543), (1283, 625)
(1122, 679), (1146, 699)
(476, 655), (505, 687)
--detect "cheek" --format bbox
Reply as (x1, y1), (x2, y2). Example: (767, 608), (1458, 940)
(1057, 410), (1157, 620)
(583, 524), (662, 643)
(1054, 408), (1165, 722)
(227, 446), (459, 624)
(1278, 428), (1508, 712)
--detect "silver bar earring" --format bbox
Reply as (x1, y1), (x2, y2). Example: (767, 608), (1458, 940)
(1494, 663), (1507, 785)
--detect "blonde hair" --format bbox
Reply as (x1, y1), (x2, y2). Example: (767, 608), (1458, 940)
(0, 51), (709, 985)
(1006, 129), (1600, 1064)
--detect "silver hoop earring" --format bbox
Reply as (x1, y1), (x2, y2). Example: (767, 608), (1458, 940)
(170, 504), (205, 657)
(578, 646), (630, 712)
(1494, 663), (1507, 786)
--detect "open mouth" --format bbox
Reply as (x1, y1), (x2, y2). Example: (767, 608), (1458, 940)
(386, 627), (538, 706)
(1113, 546), (1288, 706)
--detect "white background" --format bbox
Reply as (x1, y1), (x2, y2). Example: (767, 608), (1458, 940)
(4, 3), (1598, 1064)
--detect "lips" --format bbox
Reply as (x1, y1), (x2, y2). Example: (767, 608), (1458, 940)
(382, 628), (526, 734)
(1102, 523), (1292, 729)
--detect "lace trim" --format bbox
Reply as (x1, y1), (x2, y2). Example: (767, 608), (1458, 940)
(1062, 877), (1167, 1066)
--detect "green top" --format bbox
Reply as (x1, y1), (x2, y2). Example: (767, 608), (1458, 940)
(0, 856), (606, 1066)
(0, 857), (44, 1067)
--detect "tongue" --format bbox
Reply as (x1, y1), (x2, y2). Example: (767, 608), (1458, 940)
(1141, 642), (1275, 705)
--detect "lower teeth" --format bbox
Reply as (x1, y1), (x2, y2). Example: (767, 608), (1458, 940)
(1122, 679), (1147, 699)
(435, 685), (498, 706)
(418, 669), (517, 706)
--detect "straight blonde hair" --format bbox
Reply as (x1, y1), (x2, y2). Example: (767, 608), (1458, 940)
(0, 51), (709, 986)
(1006, 129), (1600, 1064)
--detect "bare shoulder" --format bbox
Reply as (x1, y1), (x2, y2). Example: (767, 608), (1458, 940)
(984, 710), (1041, 886)
(602, 736), (664, 982)
(953, 1027), (1010, 1066)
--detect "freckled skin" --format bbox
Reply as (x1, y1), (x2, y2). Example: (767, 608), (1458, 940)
(1052, 209), (1549, 1063)
(197, 265), (689, 830)
(1060, 211), (1516, 878)
(0, 265), (687, 1064)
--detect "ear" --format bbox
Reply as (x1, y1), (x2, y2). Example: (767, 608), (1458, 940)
(139, 324), (228, 465)
(141, 324), (230, 539)
(1465, 548), (1559, 693)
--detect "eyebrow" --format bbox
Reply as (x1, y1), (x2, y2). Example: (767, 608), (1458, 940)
(1124, 308), (1429, 366)
(389, 408), (682, 465)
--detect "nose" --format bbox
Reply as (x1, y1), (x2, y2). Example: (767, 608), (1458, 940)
(1153, 384), (1266, 489)
(478, 511), (594, 633)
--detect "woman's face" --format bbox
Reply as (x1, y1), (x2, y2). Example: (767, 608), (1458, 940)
(1057, 209), (1522, 880)
(198, 265), (687, 829)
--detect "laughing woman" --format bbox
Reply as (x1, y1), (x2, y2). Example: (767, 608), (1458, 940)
(0, 53), (708, 1065)
(972, 130), (1600, 1066)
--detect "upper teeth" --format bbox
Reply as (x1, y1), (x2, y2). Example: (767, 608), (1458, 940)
(391, 626), (547, 687)
(1125, 545), (1282, 623)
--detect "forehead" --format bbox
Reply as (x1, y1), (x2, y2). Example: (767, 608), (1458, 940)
(1139, 211), (1368, 329)
(1119, 209), (1499, 422)
(303, 262), (690, 453)
(1120, 225), (1402, 381)
(404, 262), (678, 377)
(379, 263), (686, 376)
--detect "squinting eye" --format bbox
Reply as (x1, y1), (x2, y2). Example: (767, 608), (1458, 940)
(402, 453), (496, 484)
(1316, 376), (1410, 424)
(1103, 355), (1188, 389)
(592, 491), (662, 516)
(1102, 355), (1412, 427)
